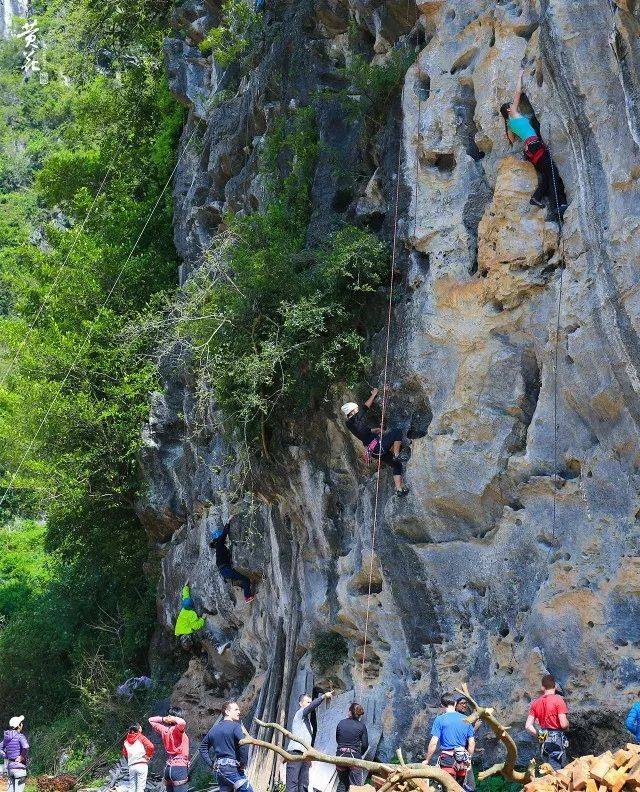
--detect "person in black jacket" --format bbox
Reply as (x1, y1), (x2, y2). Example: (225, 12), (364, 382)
(341, 388), (409, 497)
(210, 521), (254, 603)
(199, 701), (253, 792)
(335, 703), (369, 792)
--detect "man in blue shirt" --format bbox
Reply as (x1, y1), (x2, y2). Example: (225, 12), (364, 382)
(199, 701), (253, 792)
(424, 693), (475, 787)
(626, 699), (640, 742)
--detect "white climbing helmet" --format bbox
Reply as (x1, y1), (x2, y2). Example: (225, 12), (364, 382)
(341, 402), (358, 419)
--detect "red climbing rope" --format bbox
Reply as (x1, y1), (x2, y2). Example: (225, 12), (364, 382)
(360, 84), (406, 679)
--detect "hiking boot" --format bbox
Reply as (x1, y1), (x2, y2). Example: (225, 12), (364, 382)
(395, 486), (409, 498)
(529, 197), (545, 208)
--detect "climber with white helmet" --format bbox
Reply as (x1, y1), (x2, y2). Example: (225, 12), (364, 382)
(341, 388), (409, 497)
(500, 64), (567, 222)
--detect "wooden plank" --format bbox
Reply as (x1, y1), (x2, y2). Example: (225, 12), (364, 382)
(592, 754), (615, 783)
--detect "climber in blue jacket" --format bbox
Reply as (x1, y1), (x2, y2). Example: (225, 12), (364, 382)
(626, 699), (640, 741)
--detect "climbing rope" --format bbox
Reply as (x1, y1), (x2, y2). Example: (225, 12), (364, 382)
(0, 122), (201, 512)
(413, 54), (423, 240)
(360, 84), (406, 679)
(0, 163), (114, 390)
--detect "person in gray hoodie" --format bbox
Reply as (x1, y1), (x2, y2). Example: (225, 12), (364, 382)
(285, 691), (333, 792)
(1, 716), (29, 792)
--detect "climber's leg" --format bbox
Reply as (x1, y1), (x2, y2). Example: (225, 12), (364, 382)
(381, 452), (408, 496)
(336, 768), (351, 792)
(531, 159), (549, 207)
(547, 157), (567, 216)
(219, 565), (253, 600)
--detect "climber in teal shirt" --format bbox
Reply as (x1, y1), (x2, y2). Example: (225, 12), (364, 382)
(500, 64), (567, 221)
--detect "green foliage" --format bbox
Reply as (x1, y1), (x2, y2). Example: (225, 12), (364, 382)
(198, 0), (260, 66)
(149, 107), (388, 441)
(0, 519), (51, 616)
(475, 774), (522, 792)
(0, 0), (181, 767)
(311, 631), (348, 673)
(338, 49), (414, 123)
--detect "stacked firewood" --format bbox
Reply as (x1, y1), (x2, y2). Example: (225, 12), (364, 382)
(525, 744), (640, 792)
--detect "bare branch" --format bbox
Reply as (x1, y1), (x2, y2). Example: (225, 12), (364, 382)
(455, 683), (533, 784)
(241, 718), (465, 792)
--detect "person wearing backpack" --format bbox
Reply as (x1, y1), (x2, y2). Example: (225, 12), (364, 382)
(122, 724), (155, 792)
(500, 65), (567, 221)
(341, 388), (409, 497)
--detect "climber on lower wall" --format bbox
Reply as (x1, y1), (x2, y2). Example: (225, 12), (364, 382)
(500, 65), (568, 222)
(341, 387), (409, 498)
(174, 584), (232, 655)
(525, 674), (569, 769)
(210, 521), (255, 603)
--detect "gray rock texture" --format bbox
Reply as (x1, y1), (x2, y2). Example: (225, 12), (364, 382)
(1, 0), (29, 39)
(141, 0), (640, 782)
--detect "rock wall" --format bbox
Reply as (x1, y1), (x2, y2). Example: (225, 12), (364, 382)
(1, 0), (28, 39)
(140, 0), (640, 779)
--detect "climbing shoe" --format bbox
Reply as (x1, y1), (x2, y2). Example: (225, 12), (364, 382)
(529, 197), (545, 208)
(395, 486), (409, 498)
(216, 641), (231, 655)
(244, 595), (255, 604)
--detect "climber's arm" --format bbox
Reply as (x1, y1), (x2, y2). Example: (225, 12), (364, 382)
(512, 67), (524, 111)
(364, 388), (379, 409)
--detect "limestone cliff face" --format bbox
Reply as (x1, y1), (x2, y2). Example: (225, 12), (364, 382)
(141, 0), (640, 777)
(1, 0), (29, 39)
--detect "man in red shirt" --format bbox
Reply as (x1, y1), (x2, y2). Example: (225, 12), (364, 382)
(525, 675), (569, 769)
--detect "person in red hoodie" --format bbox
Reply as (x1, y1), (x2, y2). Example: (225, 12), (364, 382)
(149, 710), (189, 792)
(122, 724), (155, 792)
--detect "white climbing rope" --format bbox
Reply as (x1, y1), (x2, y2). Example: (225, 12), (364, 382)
(360, 79), (407, 679)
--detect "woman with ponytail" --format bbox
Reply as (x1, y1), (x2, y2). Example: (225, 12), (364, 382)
(500, 65), (568, 221)
(335, 703), (369, 792)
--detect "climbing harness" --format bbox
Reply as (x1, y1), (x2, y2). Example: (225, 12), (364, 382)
(438, 747), (472, 780)
(0, 122), (203, 513)
(363, 437), (381, 465)
(523, 136), (546, 166)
